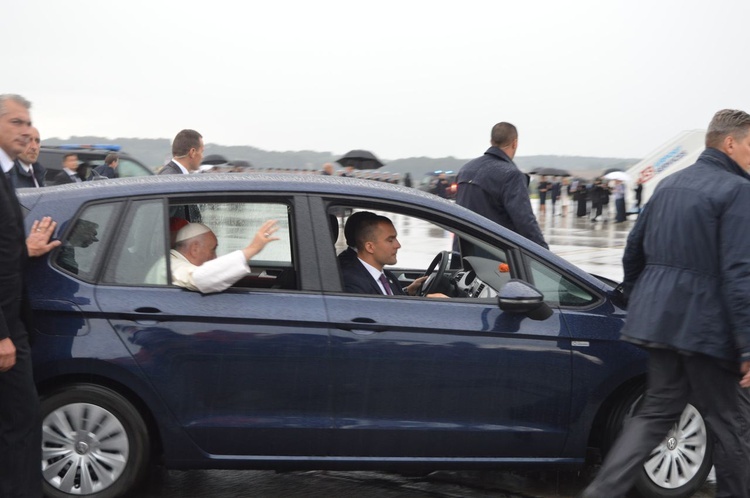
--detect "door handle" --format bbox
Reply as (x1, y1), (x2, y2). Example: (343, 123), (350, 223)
(338, 317), (388, 334)
(134, 307), (162, 314)
(133, 307), (162, 324)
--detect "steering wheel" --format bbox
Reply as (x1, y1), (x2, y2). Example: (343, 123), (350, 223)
(420, 250), (451, 296)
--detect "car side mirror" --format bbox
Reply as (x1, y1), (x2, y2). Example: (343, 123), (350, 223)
(497, 280), (553, 321)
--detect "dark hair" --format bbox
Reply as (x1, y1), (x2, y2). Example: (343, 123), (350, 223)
(490, 122), (518, 148)
(172, 129), (203, 157)
(706, 109), (750, 149)
(354, 214), (393, 250)
(104, 153), (119, 165)
(343, 211), (379, 247)
(63, 153), (77, 161)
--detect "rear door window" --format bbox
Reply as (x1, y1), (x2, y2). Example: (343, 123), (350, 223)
(101, 199), (167, 285)
(54, 203), (121, 281)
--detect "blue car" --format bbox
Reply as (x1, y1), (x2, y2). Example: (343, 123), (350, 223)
(20, 175), (710, 498)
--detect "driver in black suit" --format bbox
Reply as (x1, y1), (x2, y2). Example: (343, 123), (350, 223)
(339, 212), (446, 297)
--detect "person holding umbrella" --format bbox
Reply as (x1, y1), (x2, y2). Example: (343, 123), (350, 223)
(613, 179), (627, 222)
(537, 175), (549, 216)
(336, 150), (384, 178)
(550, 176), (562, 216)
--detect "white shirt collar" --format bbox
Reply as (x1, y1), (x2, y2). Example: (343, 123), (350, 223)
(171, 159), (190, 174)
(18, 160), (32, 173)
(0, 148), (14, 173)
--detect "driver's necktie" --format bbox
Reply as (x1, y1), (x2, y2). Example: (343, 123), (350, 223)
(379, 273), (393, 295)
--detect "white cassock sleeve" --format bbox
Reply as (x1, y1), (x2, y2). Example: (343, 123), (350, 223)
(171, 250), (251, 293)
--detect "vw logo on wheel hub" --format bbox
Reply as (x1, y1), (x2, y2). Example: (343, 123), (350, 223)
(75, 441), (90, 455)
(666, 437), (678, 451)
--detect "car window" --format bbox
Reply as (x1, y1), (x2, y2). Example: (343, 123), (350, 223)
(55, 203), (120, 281)
(102, 200), (296, 289)
(102, 200), (167, 285)
(115, 158), (153, 178)
(528, 258), (596, 307)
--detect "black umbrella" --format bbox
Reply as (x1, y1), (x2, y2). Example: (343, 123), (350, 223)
(202, 154), (229, 165)
(229, 159), (252, 168)
(528, 167), (571, 177)
(335, 150), (384, 170)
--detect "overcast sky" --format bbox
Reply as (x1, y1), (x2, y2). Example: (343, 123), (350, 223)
(4, 0), (749, 160)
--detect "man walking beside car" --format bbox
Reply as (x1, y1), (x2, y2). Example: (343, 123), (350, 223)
(581, 109), (750, 498)
(456, 122), (548, 248)
(9, 126), (45, 188)
(159, 129), (204, 175)
(0, 94), (61, 498)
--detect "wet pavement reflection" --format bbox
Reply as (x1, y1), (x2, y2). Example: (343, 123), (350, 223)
(142, 468), (716, 497)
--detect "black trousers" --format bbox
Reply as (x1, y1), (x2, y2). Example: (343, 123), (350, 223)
(0, 335), (41, 498)
(583, 348), (750, 498)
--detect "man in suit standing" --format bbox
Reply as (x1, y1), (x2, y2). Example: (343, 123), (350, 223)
(0, 94), (60, 498)
(340, 212), (445, 297)
(159, 129), (204, 175)
(9, 126), (45, 188)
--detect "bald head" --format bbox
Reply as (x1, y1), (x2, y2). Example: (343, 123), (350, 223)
(490, 122), (519, 159)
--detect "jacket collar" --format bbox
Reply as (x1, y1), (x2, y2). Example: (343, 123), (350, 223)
(701, 147), (750, 181)
(484, 146), (513, 163)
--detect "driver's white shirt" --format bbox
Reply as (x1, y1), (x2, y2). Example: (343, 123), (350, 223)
(170, 158), (190, 174)
(0, 147), (14, 173)
(358, 257), (389, 295)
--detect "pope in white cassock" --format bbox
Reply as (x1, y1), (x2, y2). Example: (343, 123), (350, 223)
(170, 219), (279, 293)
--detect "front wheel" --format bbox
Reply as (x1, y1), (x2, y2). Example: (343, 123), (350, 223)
(604, 394), (712, 498)
(40, 384), (151, 498)
(634, 403), (712, 498)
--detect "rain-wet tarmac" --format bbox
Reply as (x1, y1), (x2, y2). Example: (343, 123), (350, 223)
(141, 467), (716, 497)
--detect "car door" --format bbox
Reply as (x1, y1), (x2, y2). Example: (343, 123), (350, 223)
(94, 195), (332, 458)
(319, 204), (573, 459)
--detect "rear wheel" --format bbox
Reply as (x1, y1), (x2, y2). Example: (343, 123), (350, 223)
(40, 384), (150, 498)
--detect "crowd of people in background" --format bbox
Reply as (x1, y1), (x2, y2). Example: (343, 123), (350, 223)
(535, 175), (642, 223)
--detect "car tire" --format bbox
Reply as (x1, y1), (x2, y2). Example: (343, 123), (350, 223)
(604, 392), (712, 498)
(40, 383), (151, 498)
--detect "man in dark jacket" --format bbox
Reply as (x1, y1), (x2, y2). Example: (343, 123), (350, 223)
(0, 94), (60, 497)
(456, 122), (547, 248)
(93, 152), (119, 179)
(9, 126), (45, 188)
(582, 109), (750, 498)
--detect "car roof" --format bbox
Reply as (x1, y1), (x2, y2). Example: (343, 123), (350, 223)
(39, 145), (134, 156)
